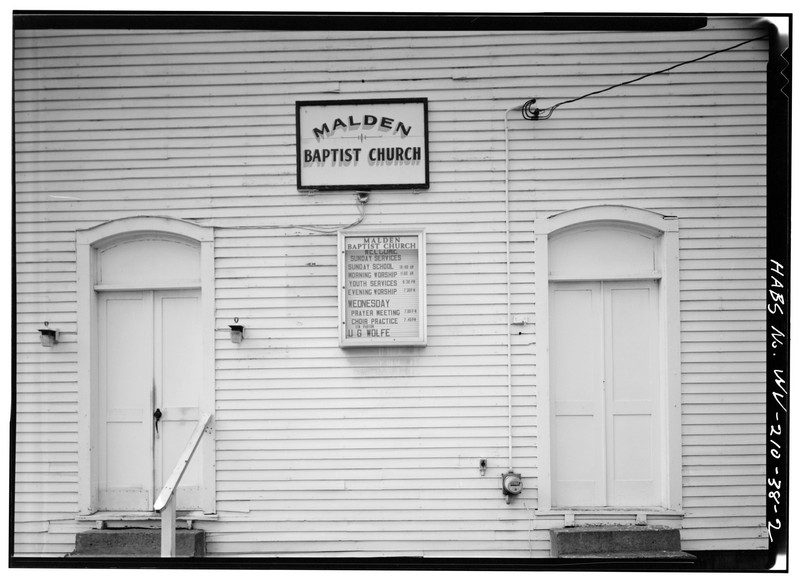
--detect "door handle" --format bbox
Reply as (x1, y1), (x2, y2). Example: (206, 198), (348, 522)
(153, 408), (162, 436)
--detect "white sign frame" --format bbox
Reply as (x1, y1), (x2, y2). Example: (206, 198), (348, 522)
(338, 230), (427, 348)
(297, 98), (429, 191)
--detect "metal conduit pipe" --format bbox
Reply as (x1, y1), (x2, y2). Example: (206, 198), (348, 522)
(503, 104), (524, 473)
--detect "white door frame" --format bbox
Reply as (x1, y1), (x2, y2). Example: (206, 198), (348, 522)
(533, 205), (681, 514)
(76, 216), (216, 516)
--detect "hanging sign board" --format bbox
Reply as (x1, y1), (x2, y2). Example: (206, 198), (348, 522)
(297, 98), (429, 191)
(339, 230), (427, 347)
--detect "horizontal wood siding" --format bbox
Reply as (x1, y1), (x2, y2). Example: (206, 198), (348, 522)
(14, 17), (767, 556)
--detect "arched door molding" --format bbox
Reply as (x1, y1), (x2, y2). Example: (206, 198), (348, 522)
(76, 216), (216, 516)
(533, 205), (681, 515)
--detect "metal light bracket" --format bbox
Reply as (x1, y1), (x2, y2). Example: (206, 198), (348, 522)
(38, 322), (59, 347)
(229, 317), (244, 344)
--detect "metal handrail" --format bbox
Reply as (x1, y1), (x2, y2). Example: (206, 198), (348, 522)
(153, 412), (212, 557)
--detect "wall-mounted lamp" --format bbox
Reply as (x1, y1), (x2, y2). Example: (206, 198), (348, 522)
(229, 318), (244, 344)
(38, 322), (59, 347)
(356, 191), (370, 204)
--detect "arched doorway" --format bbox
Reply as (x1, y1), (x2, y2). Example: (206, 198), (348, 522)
(76, 217), (216, 516)
(534, 206), (681, 514)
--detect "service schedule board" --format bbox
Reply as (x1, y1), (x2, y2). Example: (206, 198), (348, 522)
(339, 231), (426, 347)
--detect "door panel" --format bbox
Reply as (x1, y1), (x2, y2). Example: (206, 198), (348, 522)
(607, 286), (655, 402)
(98, 292), (154, 511)
(553, 415), (601, 506)
(550, 280), (661, 509)
(605, 282), (660, 507)
(98, 289), (203, 512)
(155, 291), (203, 510)
(611, 414), (655, 504)
(550, 282), (604, 507)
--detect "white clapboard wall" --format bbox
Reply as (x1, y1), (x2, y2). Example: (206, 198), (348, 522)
(14, 17), (767, 556)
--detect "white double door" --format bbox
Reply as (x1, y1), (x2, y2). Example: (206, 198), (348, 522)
(550, 280), (663, 509)
(97, 289), (203, 512)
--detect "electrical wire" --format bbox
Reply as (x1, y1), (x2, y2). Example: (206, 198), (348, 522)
(214, 195), (367, 234)
(522, 33), (769, 121)
(294, 198), (367, 234)
(523, 502), (537, 558)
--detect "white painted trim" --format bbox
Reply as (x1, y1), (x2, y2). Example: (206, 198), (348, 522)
(76, 511), (219, 522)
(76, 215), (215, 246)
(533, 230), (552, 511)
(535, 509), (684, 518)
(94, 281), (202, 292)
(548, 271), (662, 282)
(199, 234), (216, 513)
(661, 227), (682, 513)
(76, 216), (216, 516)
(76, 241), (97, 514)
(538, 205), (679, 236)
(534, 205), (681, 514)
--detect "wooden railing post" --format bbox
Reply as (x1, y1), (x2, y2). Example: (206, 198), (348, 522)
(161, 494), (177, 558)
(154, 413), (212, 558)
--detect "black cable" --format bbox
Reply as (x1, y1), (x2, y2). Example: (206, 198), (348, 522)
(522, 34), (769, 121)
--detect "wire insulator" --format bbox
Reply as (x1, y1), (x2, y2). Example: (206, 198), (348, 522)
(521, 98), (539, 120)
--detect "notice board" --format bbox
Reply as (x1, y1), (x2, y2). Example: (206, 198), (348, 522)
(338, 230), (427, 347)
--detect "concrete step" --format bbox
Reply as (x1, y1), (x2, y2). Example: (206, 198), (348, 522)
(70, 528), (205, 557)
(551, 526), (692, 560)
(559, 551), (697, 561)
